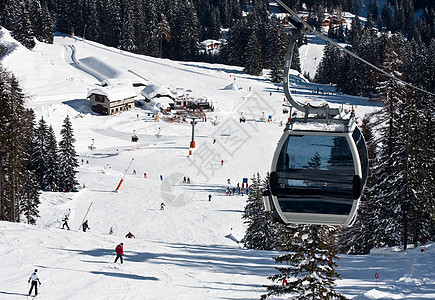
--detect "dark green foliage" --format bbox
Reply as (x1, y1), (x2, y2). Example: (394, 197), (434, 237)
(58, 116), (79, 192)
(43, 125), (59, 192)
(168, 1), (199, 61)
(244, 30), (263, 75)
(263, 225), (347, 300)
(241, 173), (275, 250)
(0, 66), (39, 223)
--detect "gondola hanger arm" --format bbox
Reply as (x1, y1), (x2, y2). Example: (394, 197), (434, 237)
(275, 0), (435, 97)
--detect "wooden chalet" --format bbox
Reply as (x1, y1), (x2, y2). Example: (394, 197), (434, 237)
(87, 84), (137, 115)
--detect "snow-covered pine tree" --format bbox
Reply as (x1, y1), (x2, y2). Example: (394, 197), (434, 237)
(20, 108), (40, 224)
(169, 1), (199, 61)
(314, 42), (341, 84)
(0, 70), (30, 222)
(219, 19), (248, 67)
(266, 17), (286, 83)
(153, 14), (170, 58)
(40, 3), (54, 44)
(11, 2), (35, 49)
(133, 0), (148, 55)
(262, 225), (346, 300)
(359, 34), (411, 249)
(244, 30), (263, 76)
(119, 0), (136, 52)
(42, 125), (59, 192)
(241, 173), (275, 250)
(20, 169), (40, 224)
(33, 117), (49, 188)
(58, 116), (79, 192)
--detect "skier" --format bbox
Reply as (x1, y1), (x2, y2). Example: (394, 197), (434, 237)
(133, 169), (136, 175)
(183, 176), (186, 183)
(114, 243), (124, 264)
(82, 220), (90, 232)
(187, 177), (190, 184)
(125, 232), (135, 238)
(160, 175), (163, 181)
(213, 138), (216, 144)
(28, 269), (41, 296)
(160, 202), (165, 210)
(208, 194), (212, 201)
(227, 179), (231, 185)
(221, 160), (224, 165)
(62, 217), (70, 230)
(109, 227), (114, 235)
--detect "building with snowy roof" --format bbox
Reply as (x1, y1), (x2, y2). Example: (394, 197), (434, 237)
(199, 40), (222, 53)
(141, 83), (175, 102)
(87, 84), (137, 115)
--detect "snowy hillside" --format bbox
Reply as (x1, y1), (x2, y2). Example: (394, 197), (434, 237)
(1, 28), (433, 299)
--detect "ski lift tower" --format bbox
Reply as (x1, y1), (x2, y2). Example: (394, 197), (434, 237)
(189, 116), (199, 148)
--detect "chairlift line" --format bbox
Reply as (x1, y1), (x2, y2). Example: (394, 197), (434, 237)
(275, 0), (435, 97)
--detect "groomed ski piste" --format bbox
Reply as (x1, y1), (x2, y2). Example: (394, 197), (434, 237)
(1, 28), (434, 299)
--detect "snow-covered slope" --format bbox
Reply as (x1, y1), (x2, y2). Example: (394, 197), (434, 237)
(1, 29), (432, 300)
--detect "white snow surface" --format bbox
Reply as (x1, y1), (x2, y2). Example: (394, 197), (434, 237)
(1, 28), (432, 299)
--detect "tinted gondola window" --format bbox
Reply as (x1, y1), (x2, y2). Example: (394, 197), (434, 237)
(352, 128), (368, 186)
(276, 134), (354, 215)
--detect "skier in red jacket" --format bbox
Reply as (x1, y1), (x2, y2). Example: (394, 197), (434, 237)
(114, 243), (124, 264)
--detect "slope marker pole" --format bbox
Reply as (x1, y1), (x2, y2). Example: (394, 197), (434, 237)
(115, 158), (134, 192)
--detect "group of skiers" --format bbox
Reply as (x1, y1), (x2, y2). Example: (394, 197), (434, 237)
(225, 182), (248, 196)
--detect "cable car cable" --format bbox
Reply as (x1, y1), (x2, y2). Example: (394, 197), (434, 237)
(275, 0), (435, 97)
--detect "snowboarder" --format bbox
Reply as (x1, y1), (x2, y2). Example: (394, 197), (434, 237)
(160, 202), (165, 210)
(208, 194), (212, 201)
(28, 269), (41, 296)
(114, 243), (124, 264)
(109, 227), (114, 235)
(82, 220), (90, 232)
(125, 232), (135, 238)
(62, 217), (70, 230)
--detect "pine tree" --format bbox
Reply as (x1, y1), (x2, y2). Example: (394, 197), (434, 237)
(262, 225), (346, 300)
(20, 108), (40, 224)
(119, 0), (136, 52)
(169, 1), (199, 61)
(42, 125), (59, 192)
(0, 69), (31, 222)
(20, 169), (40, 224)
(153, 14), (171, 58)
(219, 19), (248, 67)
(58, 116), (79, 192)
(244, 30), (263, 76)
(33, 118), (49, 188)
(314, 42), (341, 84)
(11, 2), (35, 49)
(241, 173), (275, 250)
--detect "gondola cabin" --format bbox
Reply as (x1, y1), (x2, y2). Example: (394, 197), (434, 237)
(267, 119), (368, 226)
